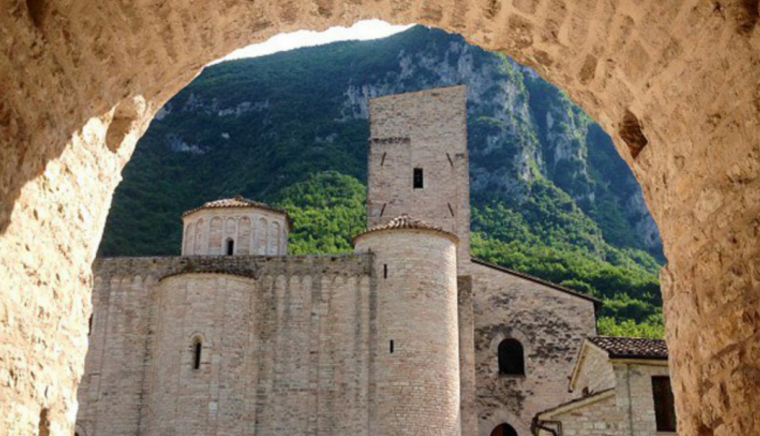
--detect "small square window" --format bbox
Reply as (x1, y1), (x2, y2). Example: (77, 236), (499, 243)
(413, 168), (423, 189)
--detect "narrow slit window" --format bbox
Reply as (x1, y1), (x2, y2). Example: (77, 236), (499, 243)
(88, 315), (93, 336)
(383, 264), (388, 279)
(381, 152), (387, 166)
(380, 203), (386, 217)
(226, 238), (234, 255)
(193, 341), (202, 370)
(390, 340), (394, 353)
(413, 168), (423, 189)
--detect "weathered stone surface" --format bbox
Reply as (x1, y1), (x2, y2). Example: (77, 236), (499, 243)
(77, 254), (374, 436)
(467, 260), (598, 435)
(355, 228), (461, 436)
(367, 85), (471, 271)
(181, 200), (289, 256)
(537, 350), (673, 436)
(1, 0), (760, 434)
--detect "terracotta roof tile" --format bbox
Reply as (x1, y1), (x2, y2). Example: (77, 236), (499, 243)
(353, 214), (458, 243)
(588, 336), (668, 360)
(182, 195), (288, 218)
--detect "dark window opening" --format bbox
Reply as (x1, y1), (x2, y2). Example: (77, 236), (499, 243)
(498, 339), (525, 375)
(383, 264), (388, 279)
(413, 168), (423, 189)
(652, 376), (677, 432)
(390, 340), (394, 353)
(193, 341), (202, 370)
(226, 238), (234, 255)
(88, 315), (93, 336)
(490, 423), (518, 436)
(381, 152), (387, 166)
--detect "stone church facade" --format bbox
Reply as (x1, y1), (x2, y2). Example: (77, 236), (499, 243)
(77, 85), (624, 436)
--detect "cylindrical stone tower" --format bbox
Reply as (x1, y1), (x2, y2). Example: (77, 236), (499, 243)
(181, 195), (290, 256)
(354, 215), (461, 436)
(146, 273), (258, 436)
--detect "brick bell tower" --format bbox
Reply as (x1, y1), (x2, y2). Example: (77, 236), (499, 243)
(366, 85), (470, 271)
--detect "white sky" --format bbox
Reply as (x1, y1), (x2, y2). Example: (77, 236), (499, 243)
(214, 20), (414, 64)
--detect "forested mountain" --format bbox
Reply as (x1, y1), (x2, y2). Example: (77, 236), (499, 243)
(101, 26), (664, 337)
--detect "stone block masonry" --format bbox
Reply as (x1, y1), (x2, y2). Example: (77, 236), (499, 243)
(466, 260), (598, 435)
(77, 254), (374, 436)
(355, 226), (460, 436)
(181, 198), (290, 256)
(367, 85), (471, 272)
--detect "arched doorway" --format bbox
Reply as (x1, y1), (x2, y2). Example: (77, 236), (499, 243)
(490, 423), (518, 436)
(2, 2), (760, 435)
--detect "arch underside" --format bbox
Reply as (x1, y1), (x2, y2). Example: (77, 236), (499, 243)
(1, 0), (759, 434)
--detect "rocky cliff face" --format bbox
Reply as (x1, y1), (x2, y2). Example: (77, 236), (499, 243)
(331, 30), (660, 256)
(100, 26), (661, 260)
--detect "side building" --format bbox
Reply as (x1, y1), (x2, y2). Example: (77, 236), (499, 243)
(466, 260), (599, 436)
(533, 337), (677, 436)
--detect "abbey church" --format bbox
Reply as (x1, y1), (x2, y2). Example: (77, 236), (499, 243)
(76, 86), (675, 436)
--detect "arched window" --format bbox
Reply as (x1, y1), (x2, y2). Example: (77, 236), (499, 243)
(193, 339), (202, 370)
(490, 423), (518, 436)
(226, 238), (234, 255)
(498, 338), (525, 375)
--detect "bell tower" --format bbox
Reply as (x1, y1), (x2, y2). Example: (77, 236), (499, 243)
(366, 85), (470, 268)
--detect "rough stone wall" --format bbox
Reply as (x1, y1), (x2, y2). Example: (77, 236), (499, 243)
(146, 274), (261, 436)
(458, 276), (479, 436)
(367, 85), (471, 270)
(538, 362), (674, 436)
(536, 392), (622, 436)
(354, 229), (460, 436)
(468, 261), (597, 435)
(613, 362), (673, 436)
(182, 207), (288, 256)
(75, 269), (156, 436)
(571, 343), (617, 395)
(0, 98), (147, 436)
(2, 0), (760, 433)
(76, 254), (374, 436)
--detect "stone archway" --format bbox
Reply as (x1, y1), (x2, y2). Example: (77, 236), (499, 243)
(1, 0), (759, 434)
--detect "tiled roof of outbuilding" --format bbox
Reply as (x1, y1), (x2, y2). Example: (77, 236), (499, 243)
(352, 214), (458, 243)
(182, 195), (288, 218)
(588, 336), (668, 360)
